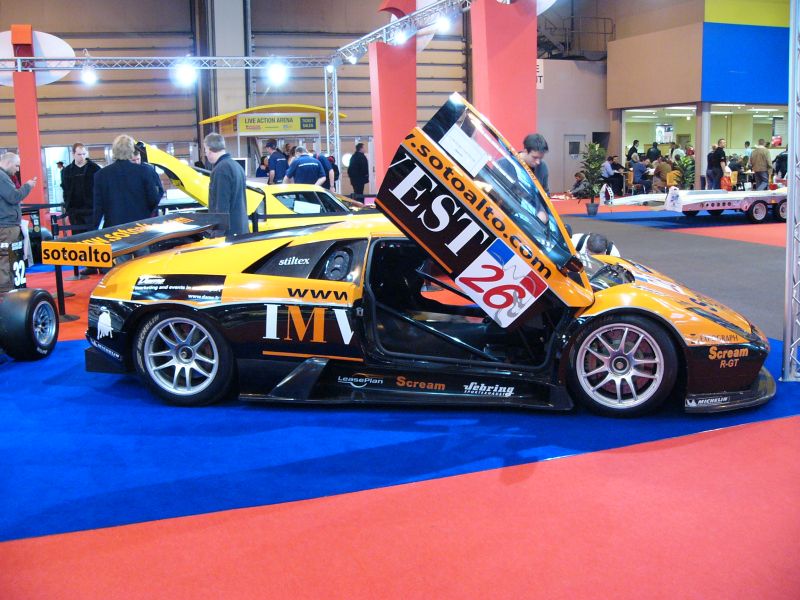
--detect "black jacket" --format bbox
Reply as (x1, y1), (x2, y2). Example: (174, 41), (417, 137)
(93, 160), (161, 228)
(347, 151), (369, 185)
(208, 154), (248, 235)
(61, 160), (101, 213)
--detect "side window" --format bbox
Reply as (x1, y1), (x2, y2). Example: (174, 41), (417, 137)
(315, 192), (348, 214)
(273, 192), (323, 214)
(310, 240), (367, 284)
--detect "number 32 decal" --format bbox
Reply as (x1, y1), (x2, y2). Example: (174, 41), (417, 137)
(13, 259), (26, 288)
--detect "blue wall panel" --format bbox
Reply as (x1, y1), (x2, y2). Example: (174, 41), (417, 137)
(702, 22), (789, 104)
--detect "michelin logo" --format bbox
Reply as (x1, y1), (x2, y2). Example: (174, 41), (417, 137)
(97, 307), (113, 339)
(686, 396), (729, 407)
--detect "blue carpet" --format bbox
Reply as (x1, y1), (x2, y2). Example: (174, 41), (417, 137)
(1, 339), (797, 541)
(563, 209), (758, 229)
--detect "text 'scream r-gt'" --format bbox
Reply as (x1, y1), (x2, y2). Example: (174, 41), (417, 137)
(84, 95), (775, 416)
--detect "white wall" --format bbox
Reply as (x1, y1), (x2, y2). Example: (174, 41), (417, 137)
(537, 59), (610, 193)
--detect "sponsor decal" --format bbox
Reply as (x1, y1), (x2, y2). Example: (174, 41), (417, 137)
(97, 307), (114, 339)
(708, 345), (749, 368)
(41, 242), (112, 267)
(687, 333), (741, 345)
(395, 375), (446, 391)
(463, 381), (515, 397)
(279, 257), (311, 266)
(263, 303), (354, 345)
(337, 375), (384, 388)
(686, 396), (730, 408)
(287, 288), (349, 301)
(132, 274), (225, 303)
(89, 336), (121, 360)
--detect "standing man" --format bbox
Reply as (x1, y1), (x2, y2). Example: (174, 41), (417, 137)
(0, 153), (37, 292)
(743, 141), (752, 169)
(132, 149), (164, 205)
(645, 142), (662, 162)
(285, 147), (326, 185)
(203, 133), (248, 236)
(264, 138), (288, 184)
(709, 138), (727, 190)
(61, 143), (101, 233)
(749, 139), (772, 191)
(347, 142), (370, 198)
(316, 151), (335, 190)
(519, 133), (550, 195)
(626, 139), (640, 162)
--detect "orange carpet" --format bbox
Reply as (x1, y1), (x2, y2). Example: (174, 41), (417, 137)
(672, 222), (787, 247)
(2, 416), (798, 600)
(550, 196), (646, 215)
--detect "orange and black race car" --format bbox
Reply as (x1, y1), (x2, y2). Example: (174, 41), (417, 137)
(81, 95), (774, 416)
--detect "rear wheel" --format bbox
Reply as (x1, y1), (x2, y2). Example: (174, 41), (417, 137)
(134, 311), (233, 406)
(567, 315), (678, 417)
(0, 288), (59, 360)
(746, 200), (768, 223)
(774, 200), (787, 222)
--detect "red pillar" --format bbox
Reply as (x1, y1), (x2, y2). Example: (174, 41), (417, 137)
(369, 0), (417, 189)
(470, 0), (538, 152)
(11, 24), (44, 204)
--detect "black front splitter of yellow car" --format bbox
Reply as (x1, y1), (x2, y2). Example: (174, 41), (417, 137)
(684, 367), (776, 413)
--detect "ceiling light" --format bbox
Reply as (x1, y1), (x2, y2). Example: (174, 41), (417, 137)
(711, 111), (732, 115)
(664, 106), (694, 110)
(747, 108), (779, 112)
(626, 109), (656, 113)
(266, 61), (289, 86)
(347, 53), (358, 64)
(173, 62), (197, 87)
(436, 15), (453, 33)
(80, 64), (98, 85)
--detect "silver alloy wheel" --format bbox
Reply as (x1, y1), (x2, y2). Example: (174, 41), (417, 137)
(751, 201), (767, 221)
(31, 299), (57, 347)
(143, 316), (220, 397)
(575, 322), (665, 409)
(779, 201), (787, 220)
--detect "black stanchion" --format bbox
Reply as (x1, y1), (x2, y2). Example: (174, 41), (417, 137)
(49, 214), (79, 323)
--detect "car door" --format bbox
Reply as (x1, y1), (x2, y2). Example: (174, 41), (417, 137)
(375, 93), (594, 329)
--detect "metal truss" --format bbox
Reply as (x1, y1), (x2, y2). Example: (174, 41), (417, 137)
(784, 0), (800, 380)
(323, 65), (341, 193)
(0, 55), (332, 71)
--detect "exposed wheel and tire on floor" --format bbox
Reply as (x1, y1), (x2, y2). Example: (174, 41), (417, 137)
(0, 288), (59, 361)
(745, 200), (769, 223)
(774, 199), (787, 222)
(134, 310), (233, 406)
(567, 314), (678, 417)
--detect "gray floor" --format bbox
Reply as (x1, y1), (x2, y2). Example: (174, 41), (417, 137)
(566, 215), (786, 339)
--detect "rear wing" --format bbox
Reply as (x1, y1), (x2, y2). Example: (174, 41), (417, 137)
(41, 213), (228, 268)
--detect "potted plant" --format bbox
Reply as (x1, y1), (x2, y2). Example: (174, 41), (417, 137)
(579, 142), (606, 215)
(673, 155), (695, 190)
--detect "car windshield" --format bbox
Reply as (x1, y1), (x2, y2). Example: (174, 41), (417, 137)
(583, 255), (634, 290)
(421, 97), (573, 269)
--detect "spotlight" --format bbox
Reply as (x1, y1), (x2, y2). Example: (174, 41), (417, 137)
(174, 62), (197, 87)
(266, 61), (289, 86)
(347, 54), (358, 65)
(326, 64), (334, 73)
(80, 65), (98, 85)
(391, 25), (415, 46)
(435, 15), (452, 33)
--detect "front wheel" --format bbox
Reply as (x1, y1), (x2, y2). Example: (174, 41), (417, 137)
(134, 311), (233, 406)
(746, 200), (768, 223)
(567, 315), (678, 417)
(0, 288), (59, 360)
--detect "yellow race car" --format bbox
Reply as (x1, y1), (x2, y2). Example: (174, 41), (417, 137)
(84, 97), (774, 417)
(140, 143), (369, 230)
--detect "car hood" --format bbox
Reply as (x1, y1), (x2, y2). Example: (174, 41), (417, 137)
(376, 93), (592, 329)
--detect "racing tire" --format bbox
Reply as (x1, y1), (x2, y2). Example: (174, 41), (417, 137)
(746, 200), (769, 224)
(774, 200), (787, 223)
(567, 314), (678, 417)
(134, 310), (233, 406)
(683, 210), (699, 217)
(708, 209), (724, 217)
(0, 288), (59, 361)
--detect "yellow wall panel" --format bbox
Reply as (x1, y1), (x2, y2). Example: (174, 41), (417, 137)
(705, 0), (789, 27)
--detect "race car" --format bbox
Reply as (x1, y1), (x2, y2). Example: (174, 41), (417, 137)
(83, 96), (774, 416)
(140, 143), (368, 224)
(0, 237), (58, 361)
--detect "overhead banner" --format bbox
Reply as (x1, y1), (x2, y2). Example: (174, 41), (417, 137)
(236, 113), (319, 136)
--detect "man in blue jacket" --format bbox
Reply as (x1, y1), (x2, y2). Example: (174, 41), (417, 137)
(285, 147), (325, 185)
(203, 132), (248, 236)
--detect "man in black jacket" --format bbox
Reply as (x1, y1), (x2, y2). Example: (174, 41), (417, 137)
(93, 135), (161, 229)
(347, 142), (369, 198)
(61, 143), (100, 233)
(204, 132), (248, 236)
